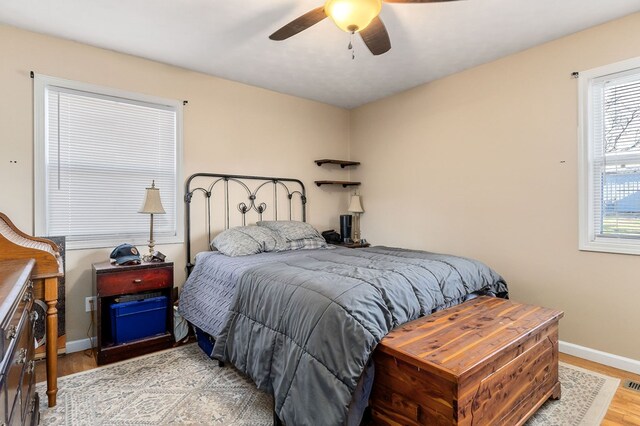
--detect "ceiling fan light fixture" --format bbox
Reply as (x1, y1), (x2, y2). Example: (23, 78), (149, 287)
(324, 0), (382, 33)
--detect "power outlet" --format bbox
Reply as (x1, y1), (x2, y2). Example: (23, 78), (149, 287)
(85, 296), (97, 312)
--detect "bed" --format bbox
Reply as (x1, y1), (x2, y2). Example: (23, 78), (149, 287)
(178, 173), (508, 426)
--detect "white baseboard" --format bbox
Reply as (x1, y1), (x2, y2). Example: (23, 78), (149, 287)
(559, 340), (640, 375)
(66, 337), (95, 354)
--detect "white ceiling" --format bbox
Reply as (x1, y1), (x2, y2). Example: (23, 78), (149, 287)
(2, 0), (640, 109)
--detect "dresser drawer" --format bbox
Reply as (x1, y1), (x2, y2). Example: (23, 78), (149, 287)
(20, 311), (36, 424)
(20, 369), (35, 425)
(5, 309), (30, 422)
(97, 266), (172, 297)
(22, 392), (38, 426)
(0, 378), (7, 425)
(8, 391), (21, 426)
(0, 280), (32, 359)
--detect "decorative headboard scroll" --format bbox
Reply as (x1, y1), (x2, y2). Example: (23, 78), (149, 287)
(184, 173), (307, 273)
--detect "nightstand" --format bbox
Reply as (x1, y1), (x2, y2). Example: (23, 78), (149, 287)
(332, 242), (371, 249)
(92, 261), (174, 365)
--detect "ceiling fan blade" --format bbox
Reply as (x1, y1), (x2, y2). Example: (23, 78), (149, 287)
(384, 0), (461, 3)
(269, 6), (327, 41)
(360, 17), (391, 56)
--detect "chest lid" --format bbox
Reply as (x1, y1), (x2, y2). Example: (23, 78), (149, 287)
(377, 296), (564, 381)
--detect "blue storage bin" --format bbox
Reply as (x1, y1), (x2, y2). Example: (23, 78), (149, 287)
(110, 296), (167, 344)
(194, 326), (215, 358)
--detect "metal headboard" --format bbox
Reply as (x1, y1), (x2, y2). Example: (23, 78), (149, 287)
(184, 173), (307, 273)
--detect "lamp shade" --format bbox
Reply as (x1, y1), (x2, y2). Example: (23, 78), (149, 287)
(348, 195), (364, 213)
(324, 0), (382, 33)
(139, 181), (166, 214)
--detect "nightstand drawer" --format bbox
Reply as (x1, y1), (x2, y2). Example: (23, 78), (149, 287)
(97, 266), (172, 297)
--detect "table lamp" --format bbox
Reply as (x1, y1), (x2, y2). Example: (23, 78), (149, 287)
(139, 180), (165, 262)
(348, 194), (364, 243)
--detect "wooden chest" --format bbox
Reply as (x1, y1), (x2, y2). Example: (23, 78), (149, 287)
(371, 297), (564, 426)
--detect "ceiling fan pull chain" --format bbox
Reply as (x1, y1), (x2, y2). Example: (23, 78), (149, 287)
(348, 31), (355, 60)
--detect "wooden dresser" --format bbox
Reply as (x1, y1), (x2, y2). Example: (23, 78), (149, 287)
(0, 213), (63, 408)
(0, 259), (39, 425)
(371, 296), (564, 426)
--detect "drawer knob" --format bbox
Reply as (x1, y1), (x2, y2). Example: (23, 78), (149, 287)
(6, 325), (16, 340)
(16, 348), (27, 365)
(27, 360), (35, 374)
(27, 280), (34, 291)
(23, 291), (33, 303)
(133, 279), (143, 284)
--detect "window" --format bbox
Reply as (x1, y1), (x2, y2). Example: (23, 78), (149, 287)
(34, 75), (183, 249)
(579, 57), (640, 255)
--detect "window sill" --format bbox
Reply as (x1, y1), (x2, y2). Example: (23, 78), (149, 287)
(579, 238), (640, 256)
(64, 235), (184, 251)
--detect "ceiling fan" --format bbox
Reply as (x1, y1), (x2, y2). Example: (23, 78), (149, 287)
(269, 0), (461, 56)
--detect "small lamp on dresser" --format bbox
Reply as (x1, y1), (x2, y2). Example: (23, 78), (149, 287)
(348, 194), (364, 243)
(139, 180), (165, 262)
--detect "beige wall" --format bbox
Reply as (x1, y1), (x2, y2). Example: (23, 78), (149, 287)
(350, 13), (640, 360)
(0, 24), (350, 342)
(3, 12), (640, 361)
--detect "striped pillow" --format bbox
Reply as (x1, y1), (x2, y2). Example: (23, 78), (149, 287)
(287, 238), (328, 251)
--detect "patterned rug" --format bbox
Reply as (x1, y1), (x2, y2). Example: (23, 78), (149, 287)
(527, 362), (620, 426)
(37, 344), (620, 425)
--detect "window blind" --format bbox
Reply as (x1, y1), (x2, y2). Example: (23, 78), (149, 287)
(44, 86), (178, 245)
(591, 69), (640, 239)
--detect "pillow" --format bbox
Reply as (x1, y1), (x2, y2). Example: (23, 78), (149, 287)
(287, 238), (328, 251)
(256, 221), (324, 242)
(211, 226), (287, 257)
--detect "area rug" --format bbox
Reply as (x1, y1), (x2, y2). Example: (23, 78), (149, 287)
(526, 362), (620, 426)
(37, 344), (620, 425)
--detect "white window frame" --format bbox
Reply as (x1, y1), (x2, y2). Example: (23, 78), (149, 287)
(33, 74), (184, 250)
(578, 56), (640, 255)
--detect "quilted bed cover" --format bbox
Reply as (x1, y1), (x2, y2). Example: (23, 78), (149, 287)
(179, 246), (508, 425)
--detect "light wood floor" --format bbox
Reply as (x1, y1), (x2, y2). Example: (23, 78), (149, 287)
(35, 350), (640, 424)
(560, 353), (640, 425)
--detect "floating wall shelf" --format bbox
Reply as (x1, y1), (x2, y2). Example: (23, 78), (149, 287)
(315, 159), (361, 168)
(314, 180), (361, 188)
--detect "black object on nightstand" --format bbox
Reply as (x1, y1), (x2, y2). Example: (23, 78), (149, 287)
(92, 261), (174, 365)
